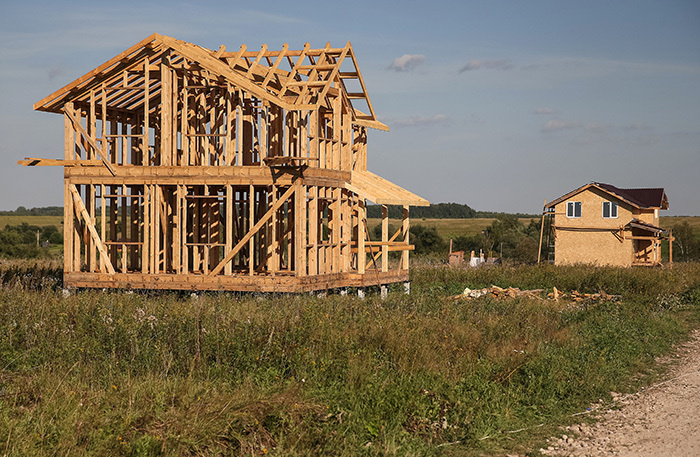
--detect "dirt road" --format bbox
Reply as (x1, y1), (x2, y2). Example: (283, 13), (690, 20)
(540, 329), (700, 456)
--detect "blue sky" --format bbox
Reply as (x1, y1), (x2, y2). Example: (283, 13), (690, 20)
(2, 0), (699, 215)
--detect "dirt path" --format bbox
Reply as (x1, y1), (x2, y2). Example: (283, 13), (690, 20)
(540, 329), (700, 456)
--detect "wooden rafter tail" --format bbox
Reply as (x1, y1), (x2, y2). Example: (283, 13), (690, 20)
(224, 44), (248, 71)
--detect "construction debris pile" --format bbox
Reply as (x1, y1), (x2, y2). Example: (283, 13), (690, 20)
(455, 285), (621, 302)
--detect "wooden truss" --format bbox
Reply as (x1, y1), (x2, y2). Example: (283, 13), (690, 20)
(24, 34), (428, 292)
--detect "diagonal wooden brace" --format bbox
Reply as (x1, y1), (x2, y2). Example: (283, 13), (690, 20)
(64, 109), (117, 176)
(69, 184), (116, 274)
(209, 181), (297, 276)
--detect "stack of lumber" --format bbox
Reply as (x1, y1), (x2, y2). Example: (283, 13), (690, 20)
(559, 289), (621, 302)
(455, 285), (621, 302)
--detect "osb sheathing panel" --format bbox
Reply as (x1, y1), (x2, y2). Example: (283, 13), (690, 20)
(554, 230), (632, 266)
(553, 187), (633, 266)
(555, 187), (635, 230)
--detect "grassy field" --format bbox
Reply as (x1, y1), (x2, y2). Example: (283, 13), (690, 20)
(0, 215), (696, 240)
(1, 260), (699, 456)
(0, 215), (63, 228)
(367, 218), (539, 240)
(367, 216), (700, 241)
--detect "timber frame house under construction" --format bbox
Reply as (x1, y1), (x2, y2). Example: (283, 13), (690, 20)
(23, 34), (429, 292)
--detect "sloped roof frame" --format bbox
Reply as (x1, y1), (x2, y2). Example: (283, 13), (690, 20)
(34, 34), (388, 131)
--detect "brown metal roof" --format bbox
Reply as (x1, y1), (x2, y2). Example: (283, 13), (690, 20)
(595, 183), (668, 209)
(545, 182), (669, 210)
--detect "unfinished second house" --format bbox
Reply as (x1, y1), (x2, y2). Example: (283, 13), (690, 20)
(24, 34), (429, 292)
(542, 182), (670, 267)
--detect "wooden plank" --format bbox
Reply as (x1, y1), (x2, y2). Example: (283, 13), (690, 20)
(64, 109), (117, 175)
(143, 56), (150, 164)
(295, 181), (306, 276)
(402, 205), (409, 270)
(225, 184), (233, 275)
(261, 43), (288, 88)
(246, 44), (268, 78)
(18, 158), (104, 167)
(278, 42), (310, 97)
(160, 52), (172, 166)
(357, 199), (366, 274)
(382, 205), (388, 272)
(209, 182), (296, 276)
(249, 184), (254, 275)
(69, 184), (116, 274)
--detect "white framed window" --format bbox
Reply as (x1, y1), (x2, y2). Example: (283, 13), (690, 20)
(602, 201), (618, 218)
(567, 201), (581, 218)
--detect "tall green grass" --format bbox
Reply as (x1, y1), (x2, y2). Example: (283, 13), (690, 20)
(1, 262), (699, 455)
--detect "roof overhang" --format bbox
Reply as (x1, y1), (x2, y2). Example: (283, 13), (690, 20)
(626, 219), (666, 235)
(346, 170), (429, 207)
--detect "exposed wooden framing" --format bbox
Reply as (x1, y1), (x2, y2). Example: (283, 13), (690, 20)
(28, 35), (428, 292)
(64, 109), (116, 175)
(381, 205), (389, 272)
(69, 184), (116, 274)
(402, 205), (410, 270)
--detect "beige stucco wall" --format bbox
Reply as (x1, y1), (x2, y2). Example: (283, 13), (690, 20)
(552, 187), (636, 266)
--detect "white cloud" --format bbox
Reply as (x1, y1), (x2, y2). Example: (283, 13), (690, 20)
(459, 59), (514, 73)
(389, 114), (449, 128)
(532, 107), (555, 115)
(541, 119), (580, 133)
(388, 54), (426, 72)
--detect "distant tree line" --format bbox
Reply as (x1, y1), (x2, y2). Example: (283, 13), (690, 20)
(0, 206), (63, 216)
(366, 203), (536, 219)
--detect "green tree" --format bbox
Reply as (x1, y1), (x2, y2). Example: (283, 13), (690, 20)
(672, 222), (700, 261)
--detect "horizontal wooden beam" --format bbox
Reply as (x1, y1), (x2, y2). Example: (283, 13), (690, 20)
(19, 158), (104, 167)
(64, 269), (410, 292)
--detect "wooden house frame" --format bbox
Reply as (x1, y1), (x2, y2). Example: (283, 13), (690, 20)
(23, 34), (429, 292)
(539, 182), (671, 267)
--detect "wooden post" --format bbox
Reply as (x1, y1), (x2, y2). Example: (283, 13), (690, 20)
(381, 205), (388, 272)
(669, 229), (673, 267)
(160, 51), (172, 166)
(295, 181), (306, 276)
(248, 184), (255, 275)
(358, 200), (366, 275)
(537, 200), (547, 264)
(402, 205), (409, 270)
(308, 185), (318, 276)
